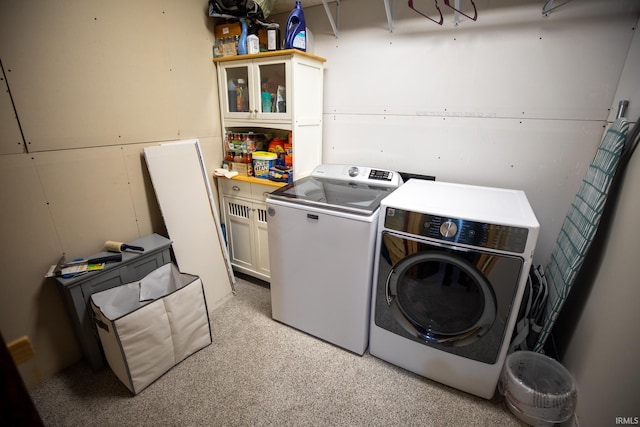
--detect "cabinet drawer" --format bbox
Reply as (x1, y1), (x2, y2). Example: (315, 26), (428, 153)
(120, 250), (170, 283)
(80, 269), (124, 302)
(220, 179), (251, 198)
(251, 182), (278, 202)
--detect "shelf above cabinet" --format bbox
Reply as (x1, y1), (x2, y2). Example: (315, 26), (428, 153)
(213, 49), (326, 64)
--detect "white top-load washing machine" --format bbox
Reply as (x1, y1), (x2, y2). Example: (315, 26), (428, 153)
(266, 164), (403, 355)
(370, 179), (539, 399)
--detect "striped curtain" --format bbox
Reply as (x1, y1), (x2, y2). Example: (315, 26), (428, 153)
(534, 118), (629, 352)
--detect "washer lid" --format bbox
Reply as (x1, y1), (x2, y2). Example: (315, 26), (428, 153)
(268, 175), (398, 216)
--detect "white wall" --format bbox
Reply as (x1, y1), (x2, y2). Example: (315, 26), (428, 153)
(561, 132), (640, 425)
(0, 0), (225, 387)
(278, 0), (640, 267)
(561, 22), (640, 427)
(275, 1), (639, 425)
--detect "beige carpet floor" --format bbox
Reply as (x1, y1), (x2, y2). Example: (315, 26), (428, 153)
(29, 277), (525, 426)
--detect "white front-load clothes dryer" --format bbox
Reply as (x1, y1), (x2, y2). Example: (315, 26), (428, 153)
(369, 179), (539, 399)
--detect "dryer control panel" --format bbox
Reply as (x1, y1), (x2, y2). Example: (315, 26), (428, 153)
(384, 208), (529, 254)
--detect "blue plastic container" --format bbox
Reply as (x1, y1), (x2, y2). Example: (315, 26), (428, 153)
(238, 18), (248, 55)
(284, 1), (306, 51)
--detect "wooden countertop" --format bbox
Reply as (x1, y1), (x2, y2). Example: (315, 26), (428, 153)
(214, 174), (287, 187)
(212, 49), (326, 64)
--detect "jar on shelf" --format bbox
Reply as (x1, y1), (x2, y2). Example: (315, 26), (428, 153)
(246, 133), (256, 152)
(236, 79), (249, 112)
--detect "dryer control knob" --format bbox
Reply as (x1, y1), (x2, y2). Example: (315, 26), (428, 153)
(348, 166), (359, 177)
(440, 221), (458, 238)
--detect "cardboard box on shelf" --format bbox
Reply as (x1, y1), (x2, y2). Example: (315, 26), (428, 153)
(219, 38), (237, 57)
(229, 162), (251, 177)
(215, 21), (241, 39)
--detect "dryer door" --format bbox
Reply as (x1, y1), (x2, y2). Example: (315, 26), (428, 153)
(386, 251), (496, 346)
(375, 231), (524, 363)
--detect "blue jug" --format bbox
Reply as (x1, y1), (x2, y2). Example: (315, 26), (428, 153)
(238, 18), (248, 55)
(284, 1), (306, 51)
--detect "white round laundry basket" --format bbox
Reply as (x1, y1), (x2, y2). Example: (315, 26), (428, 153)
(499, 351), (577, 426)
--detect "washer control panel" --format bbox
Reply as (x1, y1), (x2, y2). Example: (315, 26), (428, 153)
(311, 164), (402, 188)
(368, 169), (394, 182)
(384, 208), (529, 253)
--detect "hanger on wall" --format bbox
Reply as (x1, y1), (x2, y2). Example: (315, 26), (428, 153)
(408, 0), (444, 25)
(408, 0), (478, 26)
(444, 0), (477, 22)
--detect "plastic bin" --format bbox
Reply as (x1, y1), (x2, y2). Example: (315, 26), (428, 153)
(499, 351), (577, 426)
(253, 151), (277, 178)
(90, 263), (211, 394)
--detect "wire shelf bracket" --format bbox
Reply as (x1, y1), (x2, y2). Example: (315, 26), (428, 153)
(384, 0), (397, 32)
(542, 0), (573, 17)
(322, 0), (341, 38)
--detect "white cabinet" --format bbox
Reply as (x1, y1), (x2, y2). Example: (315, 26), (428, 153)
(218, 179), (276, 282)
(214, 50), (325, 179)
(214, 50), (325, 282)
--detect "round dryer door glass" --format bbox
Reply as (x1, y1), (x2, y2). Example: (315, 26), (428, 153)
(386, 252), (496, 346)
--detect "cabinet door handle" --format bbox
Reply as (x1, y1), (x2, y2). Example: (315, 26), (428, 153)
(232, 185), (241, 192)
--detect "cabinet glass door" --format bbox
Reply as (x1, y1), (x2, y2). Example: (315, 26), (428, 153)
(255, 61), (290, 120)
(222, 65), (250, 117)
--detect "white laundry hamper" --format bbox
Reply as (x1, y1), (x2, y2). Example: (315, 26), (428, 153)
(499, 351), (577, 426)
(90, 263), (212, 395)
